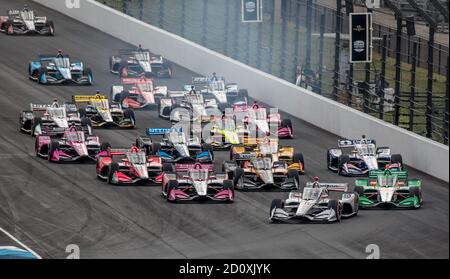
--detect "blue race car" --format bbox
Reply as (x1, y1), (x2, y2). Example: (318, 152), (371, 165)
(139, 128), (214, 164)
(28, 53), (93, 85)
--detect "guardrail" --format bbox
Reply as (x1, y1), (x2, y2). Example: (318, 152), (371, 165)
(33, 0), (449, 182)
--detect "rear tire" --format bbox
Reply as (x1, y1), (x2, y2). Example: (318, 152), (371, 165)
(151, 142), (161, 155)
(293, 153), (305, 172)
(391, 154), (403, 167)
(123, 109), (136, 128)
(287, 169), (300, 189)
(83, 68), (93, 85)
(46, 20), (54, 36)
(162, 163), (175, 173)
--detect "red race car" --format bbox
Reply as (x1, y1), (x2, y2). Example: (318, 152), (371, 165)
(110, 77), (168, 109)
(96, 146), (163, 185)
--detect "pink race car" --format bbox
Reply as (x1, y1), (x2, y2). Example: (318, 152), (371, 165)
(110, 77), (167, 109)
(35, 125), (103, 163)
(161, 163), (234, 203)
(226, 102), (293, 139)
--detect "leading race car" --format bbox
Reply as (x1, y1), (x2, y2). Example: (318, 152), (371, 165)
(110, 47), (173, 78)
(327, 135), (403, 176)
(145, 128), (214, 164)
(110, 77), (168, 109)
(19, 102), (92, 137)
(96, 146), (163, 185)
(29, 53), (93, 85)
(36, 125), (102, 163)
(209, 116), (248, 149)
(354, 166), (422, 209)
(269, 178), (359, 223)
(161, 162), (234, 203)
(0, 6), (54, 36)
(72, 93), (136, 128)
(226, 102), (293, 139)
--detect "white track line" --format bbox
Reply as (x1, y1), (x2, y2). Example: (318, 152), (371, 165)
(0, 227), (42, 259)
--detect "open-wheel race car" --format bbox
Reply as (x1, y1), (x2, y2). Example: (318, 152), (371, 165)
(354, 166), (422, 209)
(110, 47), (173, 78)
(0, 6), (54, 36)
(110, 77), (168, 109)
(96, 146), (163, 185)
(327, 135), (403, 176)
(19, 102), (92, 137)
(72, 93), (136, 129)
(269, 177), (359, 223)
(36, 125), (102, 163)
(161, 162), (234, 203)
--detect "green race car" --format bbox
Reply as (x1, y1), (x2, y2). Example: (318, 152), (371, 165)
(354, 167), (422, 209)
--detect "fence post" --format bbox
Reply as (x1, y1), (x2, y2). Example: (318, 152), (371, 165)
(233, 1), (240, 60)
(293, 0), (301, 83)
(139, 0), (143, 20)
(202, 0), (208, 46)
(426, 26), (435, 139)
(280, 2), (287, 79)
(268, 1), (275, 74)
(409, 42), (418, 132)
(332, 0), (342, 101)
(122, 0), (127, 14)
(256, 16), (262, 69)
(159, 0), (164, 28)
(181, 0), (186, 37)
(444, 56), (449, 145)
(345, 0), (354, 107)
(245, 23), (250, 64)
(393, 16), (402, 126)
(305, 0), (313, 71)
(318, 13), (325, 95)
(379, 35), (388, 120)
(224, 0), (230, 56)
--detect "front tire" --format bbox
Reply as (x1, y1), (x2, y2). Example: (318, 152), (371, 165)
(327, 200), (341, 222)
(107, 162), (120, 184)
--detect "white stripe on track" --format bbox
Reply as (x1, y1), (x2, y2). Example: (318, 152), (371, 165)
(0, 227), (42, 259)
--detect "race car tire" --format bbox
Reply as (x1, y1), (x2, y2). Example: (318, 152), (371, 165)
(31, 117), (42, 137)
(223, 180), (234, 190)
(83, 68), (93, 85)
(48, 141), (60, 162)
(293, 153), (305, 172)
(119, 66), (129, 78)
(338, 155), (350, 175)
(281, 119), (293, 130)
(201, 143), (214, 160)
(37, 67), (47, 84)
(46, 20), (55, 36)
(107, 162), (120, 184)
(78, 108), (86, 118)
(409, 186), (422, 202)
(6, 21), (14, 35)
(81, 117), (92, 135)
(123, 109), (136, 128)
(100, 142), (111, 152)
(270, 199), (284, 218)
(162, 163), (175, 173)
(238, 89), (249, 100)
(327, 199), (342, 222)
(166, 180), (179, 202)
(233, 168), (245, 189)
(150, 142), (161, 155)
(120, 90), (130, 103)
(391, 154), (403, 167)
(354, 186), (365, 196)
(287, 169), (300, 189)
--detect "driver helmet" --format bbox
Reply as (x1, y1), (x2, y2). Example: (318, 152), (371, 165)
(23, 4), (29, 11)
(56, 49), (63, 58)
(51, 98), (60, 108)
(311, 176), (320, 188)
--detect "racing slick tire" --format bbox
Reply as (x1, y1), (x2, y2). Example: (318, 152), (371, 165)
(281, 119), (293, 130)
(5, 20), (14, 35)
(390, 154), (403, 167)
(100, 142), (111, 152)
(223, 180), (234, 190)
(162, 163), (175, 173)
(201, 143), (214, 160)
(31, 117), (42, 137)
(46, 20), (55, 36)
(409, 186), (422, 204)
(48, 141), (60, 162)
(287, 169), (300, 190)
(269, 199), (284, 221)
(107, 162), (120, 184)
(123, 109), (136, 128)
(150, 142), (161, 155)
(82, 68), (93, 85)
(166, 180), (179, 202)
(81, 117), (92, 135)
(238, 89), (249, 100)
(79, 108), (86, 118)
(293, 153), (305, 172)
(338, 155), (350, 175)
(36, 67), (47, 84)
(354, 186), (365, 196)
(327, 199), (342, 222)
(119, 90), (130, 104)
(232, 168), (245, 190)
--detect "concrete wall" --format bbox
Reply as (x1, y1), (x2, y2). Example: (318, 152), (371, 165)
(34, 0), (449, 182)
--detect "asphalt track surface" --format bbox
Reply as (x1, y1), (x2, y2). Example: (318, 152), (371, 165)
(0, 0), (448, 259)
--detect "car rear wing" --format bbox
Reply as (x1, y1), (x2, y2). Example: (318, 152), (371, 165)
(368, 170), (409, 180)
(305, 182), (349, 192)
(174, 163), (214, 172)
(338, 139), (376, 148)
(147, 128), (183, 136)
(121, 77), (151, 85)
(168, 91), (189, 98)
(118, 49), (150, 56)
(72, 94), (108, 103)
(30, 103), (52, 112)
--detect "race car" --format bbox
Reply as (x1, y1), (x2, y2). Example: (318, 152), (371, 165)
(110, 48), (173, 78)
(161, 162), (234, 202)
(110, 77), (168, 109)
(354, 166), (422, 209)
(327, 135), (403, 176)
(226, 102), (293, 139)
(158, 89), (222, 122)
(145, 128), (214, 164)
(208, 116), (248, 149)
(269, 177), (359, 223)
(96, 146), (163, 185)
(223, 154), (301, 191)
(72, 93), (136, 128)
(29, 54), (93, 85)
(36, 125), (103, 163)
(228, 137), (305, 174)
(19, 102), (92, 137)
(0, 6), (54, 36)
(189, 76), (248, 108)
